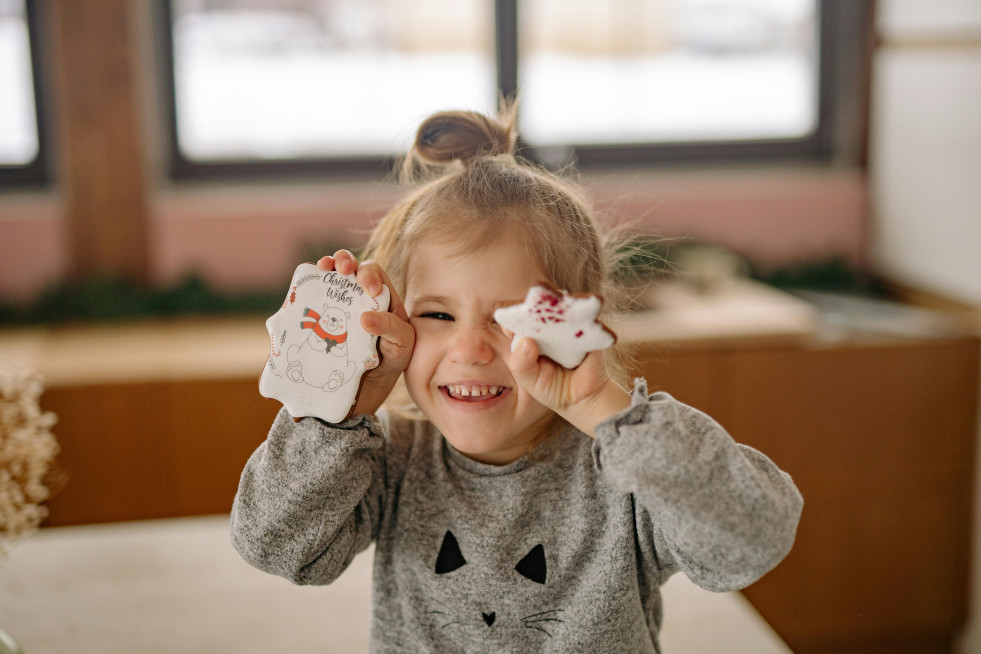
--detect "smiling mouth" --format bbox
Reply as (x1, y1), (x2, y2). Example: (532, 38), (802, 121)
(441, 384), (508, 402)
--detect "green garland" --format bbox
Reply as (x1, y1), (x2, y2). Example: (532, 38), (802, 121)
(0, 275), (284, 325)
(0, 242), (877, 326)
(751, 257), (882, 296)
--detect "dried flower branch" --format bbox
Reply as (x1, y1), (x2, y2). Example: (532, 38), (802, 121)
(0, 365), (59, 559)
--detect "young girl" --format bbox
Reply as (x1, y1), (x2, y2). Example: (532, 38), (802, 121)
(231, 106), (803, 653)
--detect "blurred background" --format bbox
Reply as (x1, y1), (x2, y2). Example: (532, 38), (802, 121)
(0, 1), (979, 653)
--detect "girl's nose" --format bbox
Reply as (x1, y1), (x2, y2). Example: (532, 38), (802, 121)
(448, 327), (495, 365)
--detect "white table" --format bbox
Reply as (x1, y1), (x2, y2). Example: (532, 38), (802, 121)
(0, 516), (791, 653)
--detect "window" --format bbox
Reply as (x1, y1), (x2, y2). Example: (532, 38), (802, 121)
(519, 0), (817, 147)
(0, 0), (46, 185)
(163, 0), (496, 177)
(162, 0), (870, 178)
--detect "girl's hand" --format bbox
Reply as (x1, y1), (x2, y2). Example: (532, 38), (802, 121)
(316, 250), (415, 418)
(507, 337), (630, 438)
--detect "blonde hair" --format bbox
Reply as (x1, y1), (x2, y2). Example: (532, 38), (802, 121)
(363, 104), (633, 415)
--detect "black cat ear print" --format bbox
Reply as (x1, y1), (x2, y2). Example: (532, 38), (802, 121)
(435, 530), (467, 574)
(515, 543), (547, 584)
(435, 531), (547, 584)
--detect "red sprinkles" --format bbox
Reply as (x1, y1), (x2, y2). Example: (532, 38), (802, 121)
(534, 293), (568, 324)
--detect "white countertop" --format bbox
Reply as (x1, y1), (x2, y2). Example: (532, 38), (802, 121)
(0, 515), (791, 653)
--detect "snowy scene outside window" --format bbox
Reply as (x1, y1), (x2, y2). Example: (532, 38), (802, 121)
(169, 0), (818, 162)
(170, 0), (496, 161)
(0, 0), (39, 166)
(520, 0), (818, 146)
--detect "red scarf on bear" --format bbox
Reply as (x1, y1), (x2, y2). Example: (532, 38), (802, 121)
(300, 308), (348, 348)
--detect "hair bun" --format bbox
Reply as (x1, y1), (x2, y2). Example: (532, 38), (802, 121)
(413, 109), (516, 165)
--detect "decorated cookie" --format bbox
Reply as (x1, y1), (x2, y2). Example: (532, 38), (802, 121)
(494, 284), (616, 369)
(260, 263), (390, 423)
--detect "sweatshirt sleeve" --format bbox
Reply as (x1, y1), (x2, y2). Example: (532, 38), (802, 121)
(230, 407), (386, 586)
(593, 379), (803, 592)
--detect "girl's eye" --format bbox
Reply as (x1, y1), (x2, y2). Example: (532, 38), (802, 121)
(421, 312), (454, 321)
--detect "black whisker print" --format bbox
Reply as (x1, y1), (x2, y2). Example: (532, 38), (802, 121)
(521, 609), (565, 620)
(520, 609), (564, 637)
(432, 599), (453, 611)
(524, 624), (554, 637)
(428, 608), (464, 629)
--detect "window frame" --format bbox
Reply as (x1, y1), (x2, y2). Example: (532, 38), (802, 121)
(159, 0), (873, 181)
(0, 0), (50, 187)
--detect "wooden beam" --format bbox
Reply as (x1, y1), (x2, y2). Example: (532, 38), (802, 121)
(50, 0), (149, 283)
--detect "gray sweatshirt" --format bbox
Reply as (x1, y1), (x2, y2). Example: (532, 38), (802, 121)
(231, 380), (802, 653)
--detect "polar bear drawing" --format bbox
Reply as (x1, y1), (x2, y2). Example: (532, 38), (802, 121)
(286, 305), (358, 391)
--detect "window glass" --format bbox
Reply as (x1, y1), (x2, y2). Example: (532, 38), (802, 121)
(0, 0), (39, 165)
(519, 0), (818, 146)
(170, 0), (496, 161)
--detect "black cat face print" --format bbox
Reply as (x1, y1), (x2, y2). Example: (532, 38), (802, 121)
(430, 530), (564, 638)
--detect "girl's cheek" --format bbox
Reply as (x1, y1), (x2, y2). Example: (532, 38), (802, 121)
(408, 320), (448, 359)
(409, 319), (440, 340)
(493, 328), (514, 353)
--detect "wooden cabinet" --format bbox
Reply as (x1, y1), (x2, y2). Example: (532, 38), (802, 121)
(3, 311), (976, 653)
(636, 337), (979, 654)
(0, 318), (281, 524)
(40, 378), (280, 525)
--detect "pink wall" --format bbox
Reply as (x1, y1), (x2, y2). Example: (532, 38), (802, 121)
(0, 195), (68, 304)
(0, 167), (867, 304)
(150, 183), (402, 293)
(591, 168), (868, 271)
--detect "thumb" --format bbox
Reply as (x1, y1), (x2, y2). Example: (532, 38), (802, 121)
(509, 337), (540, 391)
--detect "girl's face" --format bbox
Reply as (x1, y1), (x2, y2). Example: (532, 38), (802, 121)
(402, 236), (554, 465)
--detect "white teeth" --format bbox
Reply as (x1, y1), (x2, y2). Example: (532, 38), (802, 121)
(447, 384), (503, 398)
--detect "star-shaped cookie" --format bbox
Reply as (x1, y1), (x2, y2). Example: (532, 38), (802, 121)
(494, 283), (616, 369)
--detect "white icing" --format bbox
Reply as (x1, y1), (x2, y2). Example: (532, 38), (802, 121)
(259, 263), (390, 422)
(494, 285), (614, 369)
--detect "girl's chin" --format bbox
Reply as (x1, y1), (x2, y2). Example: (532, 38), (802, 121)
(440, 421), (551, 465)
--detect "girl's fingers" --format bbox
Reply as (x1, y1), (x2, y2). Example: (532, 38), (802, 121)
(354, 260), (386, 299)
(332, 249), (358, 275)
(508, 337), (541, 391)
(509, 338), (610, 417)
(307, 249), (414, 416)
(358, 259), (409, 321)
(362, 310), (414, 350)
(317, 249), (354, 271)
(316, 251), (410, 343)
(316, 252), (394, 307)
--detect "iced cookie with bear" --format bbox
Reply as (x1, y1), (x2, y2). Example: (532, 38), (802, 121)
(494, 283), (616, 369)
(260, 263), (390, 423)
